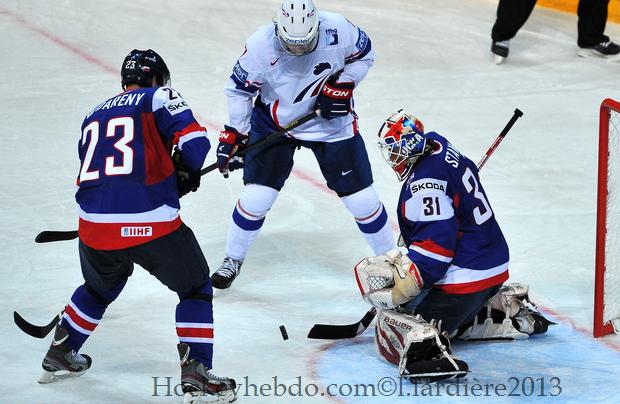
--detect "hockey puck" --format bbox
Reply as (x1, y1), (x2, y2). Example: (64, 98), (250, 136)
(279, 325), (289, 340)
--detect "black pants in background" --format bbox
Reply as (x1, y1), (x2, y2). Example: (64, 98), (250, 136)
(491, 0), (610, 47)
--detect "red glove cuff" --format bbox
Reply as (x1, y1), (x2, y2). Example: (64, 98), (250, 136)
(321, 81), (355, 100)
(219, 126), (247, 145)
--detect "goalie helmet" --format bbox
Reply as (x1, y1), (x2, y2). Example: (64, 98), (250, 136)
(377, 109), (428, 181)
(275, 0), (319, 56)
(121, 49), (170, 89)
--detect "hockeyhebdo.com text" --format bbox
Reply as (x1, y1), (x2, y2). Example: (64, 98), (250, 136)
(151, 375), (563, 398)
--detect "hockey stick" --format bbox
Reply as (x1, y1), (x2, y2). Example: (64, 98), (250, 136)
(307, 108), (524, 340)
(34, 110), (320, 243)
(199, 109), (319, 175)
(14, 310), (62, 338)
(307, 307), (377, 339)
(35, 230), (78, 243)
(477, 108), (523, 170)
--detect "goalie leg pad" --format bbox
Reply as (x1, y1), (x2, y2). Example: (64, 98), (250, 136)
(491, 282), (554, 335)
(459, 283), (554, 340)
(374, 310), (469, 382)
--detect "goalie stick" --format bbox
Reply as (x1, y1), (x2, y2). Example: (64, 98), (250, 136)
(34, 110), (320, 243)
(14, 310), (62, 338)
(307, 308), (377, 340)
(307, 108), (524, 340)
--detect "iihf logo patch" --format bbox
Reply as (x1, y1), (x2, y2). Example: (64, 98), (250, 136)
(121, 226), (153, 237)
(325, 28), (338, 46)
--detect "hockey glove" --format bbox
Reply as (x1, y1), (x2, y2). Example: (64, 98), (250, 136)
(316, 78), (354, 120)
(172, 149), (201, 198)
(391, 253), (423, 307)
(355, 249), (423, 309)
(217, 125), (248, 178)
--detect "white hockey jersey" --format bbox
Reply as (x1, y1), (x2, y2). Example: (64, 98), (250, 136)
(224, 11), (375, 142)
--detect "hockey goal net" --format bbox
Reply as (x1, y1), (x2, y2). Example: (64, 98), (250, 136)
(594, 98), (620, 337)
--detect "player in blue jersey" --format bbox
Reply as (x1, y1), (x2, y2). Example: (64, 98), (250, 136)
(354, 110), (551, 381)
(38, 49), (237, 403)
(211, 0), (395, 289)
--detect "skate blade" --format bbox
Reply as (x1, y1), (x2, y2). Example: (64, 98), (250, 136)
(401, 369), (470, 380)
(577, 48), (620, 60)
(38, 369), (87, 384)
(493, 54), (505, 65)
(183, 390), (237, 404)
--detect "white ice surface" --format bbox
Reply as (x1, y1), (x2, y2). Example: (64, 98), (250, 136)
(1, 0), (620, 403)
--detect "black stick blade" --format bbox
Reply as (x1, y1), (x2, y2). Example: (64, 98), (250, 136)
(307, 308), (377, 340)
(35, 230), (78, 243)
(14, 311), (60, 338)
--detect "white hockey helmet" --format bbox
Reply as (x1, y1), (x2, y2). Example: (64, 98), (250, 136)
(378, 110), (428, 181)
(275, 0), (319, 56)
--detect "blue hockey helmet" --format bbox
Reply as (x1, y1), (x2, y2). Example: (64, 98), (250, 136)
(377, 109), (428, 181)
(121, 49), (170, 89)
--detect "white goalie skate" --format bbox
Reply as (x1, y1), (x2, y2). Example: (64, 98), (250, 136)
(458, 283), (555, 341)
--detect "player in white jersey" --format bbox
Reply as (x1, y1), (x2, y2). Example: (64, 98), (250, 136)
(211, 0), (395, 288)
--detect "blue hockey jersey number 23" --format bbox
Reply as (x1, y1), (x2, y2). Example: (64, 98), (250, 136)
(76, 86), (210, 250)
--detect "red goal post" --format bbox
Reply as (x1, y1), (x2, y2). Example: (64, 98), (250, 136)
(594, 98), (620, 337)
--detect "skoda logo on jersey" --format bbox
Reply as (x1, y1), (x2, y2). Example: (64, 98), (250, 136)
(326, 28), (338, 46)
(293, 62), (332, 104)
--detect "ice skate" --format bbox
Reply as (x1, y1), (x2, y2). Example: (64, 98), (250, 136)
(491, 40), (509, 64)
(178, 344), (237, 403)
(401, 332), (469, 383)
(38, 324), (92, 384)
(577, 41), (620, 59)
(211, 257), (243, 289)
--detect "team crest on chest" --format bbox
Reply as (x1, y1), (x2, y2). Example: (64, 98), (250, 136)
(293, 62), (332, 104)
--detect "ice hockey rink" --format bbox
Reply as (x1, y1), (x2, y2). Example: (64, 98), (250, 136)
(1, 0), (620, 402)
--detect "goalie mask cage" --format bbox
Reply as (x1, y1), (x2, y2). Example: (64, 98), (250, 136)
(594, 98), (620, 338)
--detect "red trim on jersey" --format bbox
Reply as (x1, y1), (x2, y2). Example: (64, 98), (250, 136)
(312, 77), (329, 98)
(412, 239), (454, 259)
(78, 216), (182, 250)
(176, 326), (214, 339)
(453, 192), (460, 208)
(271, 99), (281, 129)
(64, 304), (97, 332)
(435, 269), (509, 294)
(352, 114), (359, 135)
(142, 112), (175, 186)
(173, 122), (206, 145)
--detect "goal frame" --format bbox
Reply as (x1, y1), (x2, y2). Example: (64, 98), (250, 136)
(594, 98), (620, 338)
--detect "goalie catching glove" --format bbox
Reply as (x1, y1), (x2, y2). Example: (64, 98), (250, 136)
(354, 249), (424, 309)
